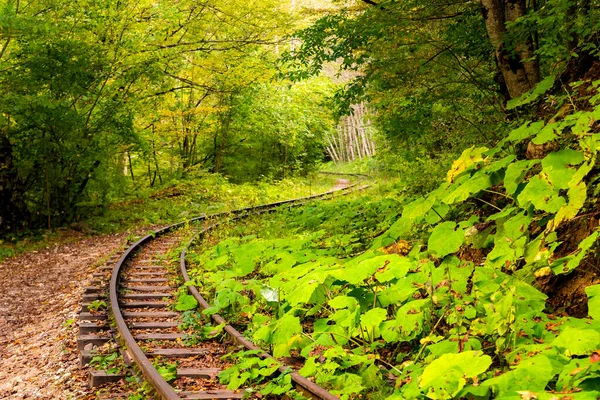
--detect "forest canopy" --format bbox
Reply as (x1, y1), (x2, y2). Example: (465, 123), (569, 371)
(0, 0), (339, 233)
(1, 0), (599, 236)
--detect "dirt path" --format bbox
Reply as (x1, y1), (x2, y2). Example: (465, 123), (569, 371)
(0, 231), (128, 399)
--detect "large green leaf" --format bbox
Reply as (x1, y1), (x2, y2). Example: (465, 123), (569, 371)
(514, 281), (547, 314)
(446, 146), (488, 183)
(329, 295), (359, 310)
(552, 327), (600, 356)
(333, 255), (393, 285)
(556, 358), (600, 391)
(272, 314), (302, 357)
(532, 122), (559, 144)
(541, 149), (585, 189)
(487, 211), (532, 268)
(386, 216), (416, 240)
(552, 181), (587, 227)
(500, 120), (545, 145)
(504, 160), (535, 195)
(482, 355), (553, 395)
(375, 256), (412, 282)
(378, 280), (416, 307)
(175, 294), (198, 311)
(419, 351), (492, 399)
(395, 299), (428, 339)
(486, 236), (526, 269)
(402, 195), (437, 219)
(442, 174), (491, 204)
(551, 232), (599, 275)
(360, 307), (387, 331)
(428, 221), (465, 258)
(507, 75), (555, 110)
(517, 174), (565, 213)
(285, 280), (319, 305)
(586, 285), (600, 320)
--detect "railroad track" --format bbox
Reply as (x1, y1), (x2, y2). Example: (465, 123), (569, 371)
(78, 177), (367, 399)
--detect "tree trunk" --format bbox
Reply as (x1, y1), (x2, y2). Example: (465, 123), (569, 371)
(0, 132), (28, 235)
(481, 0), (539, 100)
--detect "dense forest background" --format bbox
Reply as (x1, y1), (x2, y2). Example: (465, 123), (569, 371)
(1, 0), (598, 234)
(0, 0), (340, 233)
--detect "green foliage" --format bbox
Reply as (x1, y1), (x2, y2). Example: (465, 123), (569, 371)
(187, 96), (600, 398)
(507, 75), (556, 110)
(586, 285), (600, 320)
(174, 293), (198, 311)
(420, 351), (492, 399)
(218, 350), (287, 394)
(83, 172), (340, 232)
(428, 222), (465, 258)
(87, 300), (107, 312)
(215, 78), (337, 182)
(155, 361), (178, 383)
(89, 351), (123, 374)
(285, 0), (504, 175)
(178, 310), (225, 345)
(0, 0), (337, 235)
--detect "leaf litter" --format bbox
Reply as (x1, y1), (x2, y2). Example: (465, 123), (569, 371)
(0, 230), (128, 399)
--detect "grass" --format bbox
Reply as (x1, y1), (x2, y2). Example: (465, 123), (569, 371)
(0, 169), (361, 262)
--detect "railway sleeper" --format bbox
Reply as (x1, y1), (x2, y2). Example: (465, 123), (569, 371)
(128, 321), (179, 329)
(126, 271), (169, 277)
(80, 312), (108, 320)
(84, 286), (105, 294)
(121, 278), (169, 283)
(133, 333), (184, 340)
(79, 322), (109, 334)
(179, 390), (244, 399)
(80, 348), (123, 366)
(129, 265), (168, 270)
(78, 334), (111, 351)
(177, 368), (220, 379)
(120, 285), (174, 291)
(121, 293), (173, 300)
(79, 349), (94, 365)
(144, 348), (210, 358)
(122, 311), (179, 318)
(83, 293), (107, 302)
(117, 301), (170, 308)
(81, 303), (112, 313)
(134, 260), (164, 264)
(89, 369), (126, 387)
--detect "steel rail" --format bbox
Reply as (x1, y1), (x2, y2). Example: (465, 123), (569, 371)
(109, 176), (368, 399)
(179, 184), (369, 400)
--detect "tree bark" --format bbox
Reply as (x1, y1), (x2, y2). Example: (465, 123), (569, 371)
(481, 0), (539, 100)
(0, 132), (28, 235)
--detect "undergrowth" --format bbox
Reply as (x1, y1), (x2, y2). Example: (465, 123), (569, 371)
(0, 172), (343, 262)
(81, 172), (342, 233)
(185, 86), (600, 399)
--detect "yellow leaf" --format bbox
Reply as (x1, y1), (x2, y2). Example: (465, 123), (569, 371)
(446, 146), (488, 183)
(534, 267), (552, 278)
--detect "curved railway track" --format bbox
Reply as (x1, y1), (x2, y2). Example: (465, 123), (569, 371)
(80, 176), (367, 399)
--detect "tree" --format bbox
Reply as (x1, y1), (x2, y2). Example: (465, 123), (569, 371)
(0, 0), (337, 234)
(285, 0), (505, 163)
(0, 0), (158, 231)
(284, 0), (600, 171)
(480, 0), (539, 99)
